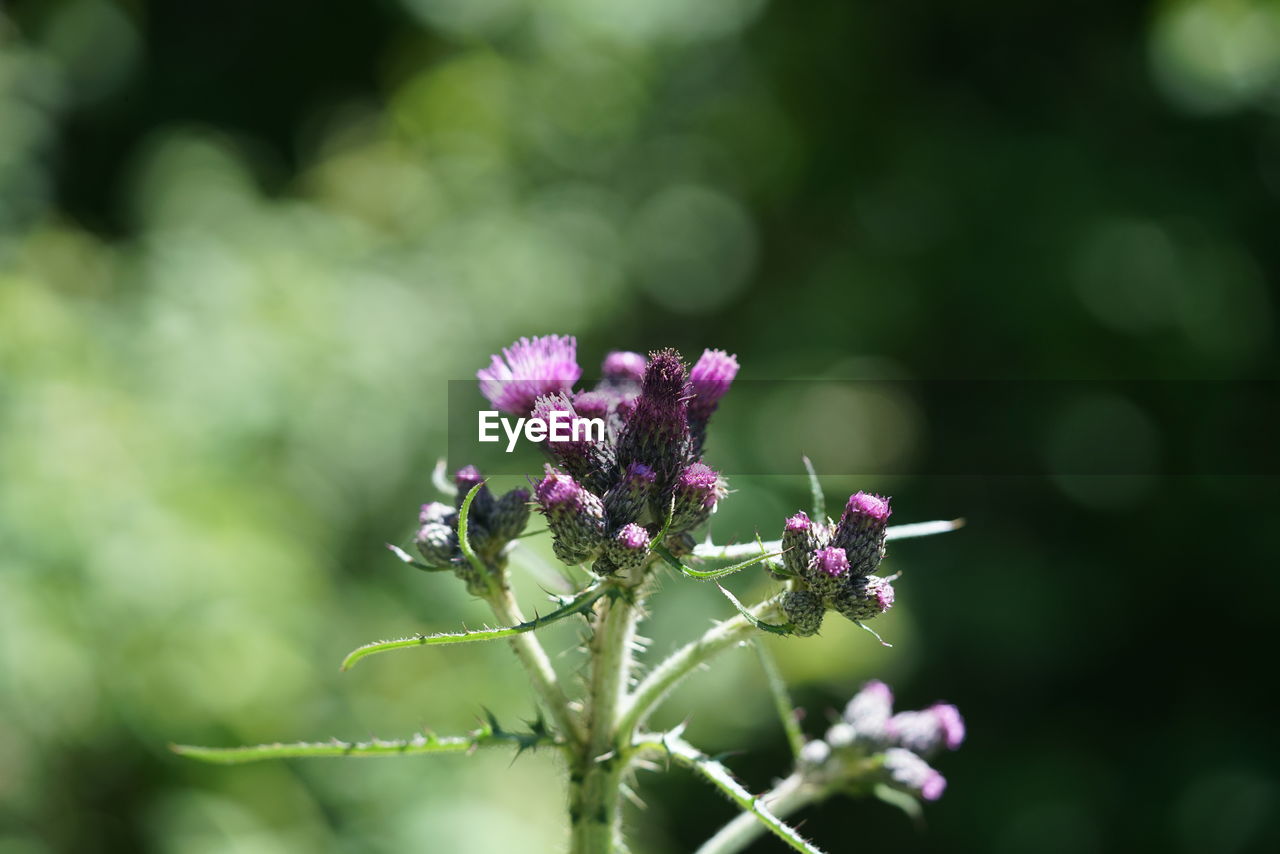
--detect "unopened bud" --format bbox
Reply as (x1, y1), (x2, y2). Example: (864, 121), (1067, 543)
(832, 575), (895, 622)
(605, 523), (652, 573)
(831, 492), (891, 576)
(880, 748), (947, 801)
(780, 589), (825, 636)
(534, 466), (607, 566)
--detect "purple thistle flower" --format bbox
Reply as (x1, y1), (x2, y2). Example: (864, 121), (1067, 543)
(888, 704), (967, 756)
(687, 348), (738, 454)
(533, 465), (607, 567)
(882, 748), (947, 801)
(602, 350), (647, 384)
(615, 349), (692, 493)
(812, 546), (850, 578)
(804, 545), (851, 598)
(669, 461), (724, 531)
(844, 680), (894, 741)
(478, 335), (582, 416)
(689, 349), (739, 414)
(832, 491), (892, 577)
(832, 574), (895, 622)
(571, 390), (613, 421)
(531, 392), (611, 486)
(781, 511), (826, 575)
(605, 522), (652, 573)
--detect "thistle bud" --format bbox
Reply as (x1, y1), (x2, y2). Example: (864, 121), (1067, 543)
(455, 465), (497, 520)
(668, 462), (724, 531)
(780, 589), (825, 636)
(603, 462), (656, 528)
(880, 748), (947, 801)
(615, 349), (691, 487)
(844, 680), (894, 743)
(531, 393), (610, 485)
(414, 521), (459, 568)
(601, 350), (647, 384)
(489, 487), (532, 544)
(688, 348), (738, 453)
(832, 574), (895, 622)
(805, 546), (850, 599)
(534, 466), (607, 566)
(419, 501), (455, 525)
(604, 523), (651, 573)
(831, 492), (891, 576)
(781, 511), (824, 575)
(888, 704), (966, 756)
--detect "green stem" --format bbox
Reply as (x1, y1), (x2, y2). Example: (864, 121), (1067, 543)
(617, 597), (784, 740)
(694, 772), (819, 854)
(487, 580), (586, 748)
(632, 737), (825, 854)
(693, 519), (964, 562)
(570, 579), (643, 854)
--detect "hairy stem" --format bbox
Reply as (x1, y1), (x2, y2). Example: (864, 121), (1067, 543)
(617, 597), (784, 740)
(695, 772), (819, 854)
(693, 518), (964, 562)
(570, 579), (643, 854)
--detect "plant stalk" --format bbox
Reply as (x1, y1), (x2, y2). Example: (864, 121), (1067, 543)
(695, 772), (818, 854)
(570, 576), (643, 853)
(617, 597), (784, 739)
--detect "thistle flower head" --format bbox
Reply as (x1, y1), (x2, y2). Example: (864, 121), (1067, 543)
(781, 589), (825, 636)
(478, 335), (581, 416)
(454, 464), (496, 518)
(669, 462), (724, 531)
(811, 546), (850, 578)
(533, 465), (607, 566)
(832, 491), (892, 577)
(534, 466), (584, 508)
(419, 501), (455, 525)
(889, 704), (967, 756)
(602, 350), (647, 383)
(832, 574), (896, 622)
(605, 522), (652, 573)
(844, 679), (894, 740)
(781, 510), (825, 576)
(615, 349), (691, 487)
(531, 392), (610, 485)
(881, 748), (947, 801)
(689, 349), (739, 413)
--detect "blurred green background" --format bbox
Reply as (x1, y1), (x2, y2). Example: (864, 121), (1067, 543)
(2, 0), (1278, 852)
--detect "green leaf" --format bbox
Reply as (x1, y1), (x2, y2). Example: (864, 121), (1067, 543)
(801, 455), (825, 522)
(172, 722), (553, 765)
(873, 783), (924, 824)
(657, 735), (827, 854)
(716, 585), (793, 635)
(456, 481), (488, 576)
(653, 543), (782, 581)
(340, 583), (606, 670)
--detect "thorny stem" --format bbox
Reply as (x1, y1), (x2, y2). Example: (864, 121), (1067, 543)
(695, 772), (818, 854)
(617, 596), (785, 740)
(485, 579), (586, 748)
(693, 519), (964, 562)
(570, 574), (644, 854)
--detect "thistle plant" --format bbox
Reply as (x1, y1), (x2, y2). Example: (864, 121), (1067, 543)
(175, 335), (964, 853)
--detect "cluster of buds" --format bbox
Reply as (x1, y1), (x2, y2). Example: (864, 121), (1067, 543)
(413, 465), (531, 595)
(779, 492), (895, 634)
(798, 680), (965, 801)
(475, 336), (737, 577)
